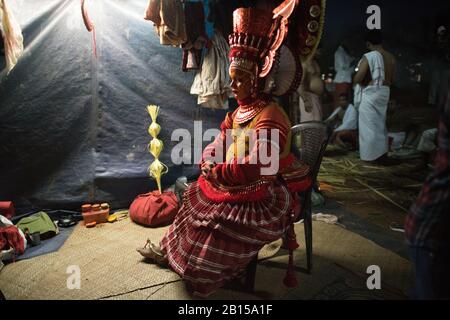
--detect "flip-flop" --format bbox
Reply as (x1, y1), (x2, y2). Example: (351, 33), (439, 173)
(137, 239), (166, 266)
(389, 222), (405, 233)
(58, 216), (78, 228)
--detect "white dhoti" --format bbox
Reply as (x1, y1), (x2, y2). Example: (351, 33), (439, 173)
(358, 85), (390, 161)
(356, 50), (391, 162)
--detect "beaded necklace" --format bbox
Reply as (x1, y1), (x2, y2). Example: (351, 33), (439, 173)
(235, 97), (270, 124)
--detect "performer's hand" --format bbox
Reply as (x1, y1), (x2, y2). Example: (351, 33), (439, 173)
(201, 161), (215, 178)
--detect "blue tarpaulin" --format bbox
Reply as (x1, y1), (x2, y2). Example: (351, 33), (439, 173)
(0, 0), (227, 210)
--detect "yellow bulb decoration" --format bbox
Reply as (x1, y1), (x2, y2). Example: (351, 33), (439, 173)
(149, 139), (164, 158)
(146, 105), (167, 194)
(148, 122), (161, 138)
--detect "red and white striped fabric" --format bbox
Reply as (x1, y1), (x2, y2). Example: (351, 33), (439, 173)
(160, 179), (292, 297)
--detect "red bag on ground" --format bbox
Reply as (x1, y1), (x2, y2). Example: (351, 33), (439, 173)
(0, 202), (15, 219)
(129, 191), (179, 227)
(0, 225), (24, 255)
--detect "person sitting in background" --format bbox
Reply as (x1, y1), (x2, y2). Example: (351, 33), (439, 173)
(387, 96), (440, 163)
(325, 93), (358, 150)
(399, 128), (438, 171)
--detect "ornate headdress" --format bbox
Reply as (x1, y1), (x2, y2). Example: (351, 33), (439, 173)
(228, 0), (299, 81)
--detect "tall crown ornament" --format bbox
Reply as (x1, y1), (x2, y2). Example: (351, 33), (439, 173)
(147, 105), (168, 194)
(227, 0), (299, 97)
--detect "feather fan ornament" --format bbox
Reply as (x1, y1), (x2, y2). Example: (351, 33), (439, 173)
(265, 44), (302, 97)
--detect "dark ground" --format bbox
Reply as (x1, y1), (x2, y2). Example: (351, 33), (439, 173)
(315, 148), (431, 260)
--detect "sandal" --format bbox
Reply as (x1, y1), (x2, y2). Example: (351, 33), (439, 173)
(58, 215), (78, 228)
(137, 239), (167, 266)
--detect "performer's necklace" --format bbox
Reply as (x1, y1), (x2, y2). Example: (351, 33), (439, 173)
(235, 97), (269, 124)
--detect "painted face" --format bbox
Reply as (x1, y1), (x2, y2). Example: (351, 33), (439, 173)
(229, 68), (253, 101)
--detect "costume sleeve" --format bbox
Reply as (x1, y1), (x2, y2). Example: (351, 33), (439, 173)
(213, 105), (290, 185)
(200, 111), (234, 168)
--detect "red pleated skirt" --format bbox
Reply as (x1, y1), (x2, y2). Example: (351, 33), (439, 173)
(160, 179), (292, 297)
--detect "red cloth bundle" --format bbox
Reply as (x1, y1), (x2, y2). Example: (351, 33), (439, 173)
(129, 191), (179, 227)
(0, 226), (24, 255)
(0, 201), (15, 219)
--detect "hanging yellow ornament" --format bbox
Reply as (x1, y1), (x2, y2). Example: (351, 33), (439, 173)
(146, 105), (167, 194)
(149, 139), (164, 158)
(148, 122), (161, 138)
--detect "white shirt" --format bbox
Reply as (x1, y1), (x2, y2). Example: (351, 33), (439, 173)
(334, 46), (354, 84)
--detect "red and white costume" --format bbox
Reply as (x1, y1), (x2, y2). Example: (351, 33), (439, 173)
(159, 1), (314, 297)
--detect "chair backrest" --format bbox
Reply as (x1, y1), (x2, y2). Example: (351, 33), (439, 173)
(291, 121), (332, 181)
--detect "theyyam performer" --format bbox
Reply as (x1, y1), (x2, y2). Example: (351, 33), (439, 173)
(138, 0), (324, 297)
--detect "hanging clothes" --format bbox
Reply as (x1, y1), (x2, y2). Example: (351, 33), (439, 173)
(182, 1), (208, 72)
(144, 0), (161, 26)
(0, 0), (24, 74)
(144, 0), (187, 46)
(190, 32), (232, 110)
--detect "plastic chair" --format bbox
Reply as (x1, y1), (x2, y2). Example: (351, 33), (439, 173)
(243, 121), (332, 291)
(290, 121), (332, 273)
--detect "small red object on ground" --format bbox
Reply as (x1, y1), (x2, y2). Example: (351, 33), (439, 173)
(82, 203), (109, 226)
(0, 202), (15, 219)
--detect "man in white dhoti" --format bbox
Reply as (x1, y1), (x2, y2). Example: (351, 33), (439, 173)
(353, 30), (397, 164)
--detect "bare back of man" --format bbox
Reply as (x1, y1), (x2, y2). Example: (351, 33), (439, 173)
(373, 48), (396, 87)
(354, 47), (396, 88)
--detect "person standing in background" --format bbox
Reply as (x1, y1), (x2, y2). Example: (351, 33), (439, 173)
(405, 82), (450, 300)
(298, 47), (325, 122)
(353, 30), (397, 165)
(429, 26), (450, 109)
(334, 42), (355, 107)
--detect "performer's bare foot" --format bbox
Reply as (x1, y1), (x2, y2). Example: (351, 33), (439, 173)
(137, 239), (167, 266)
